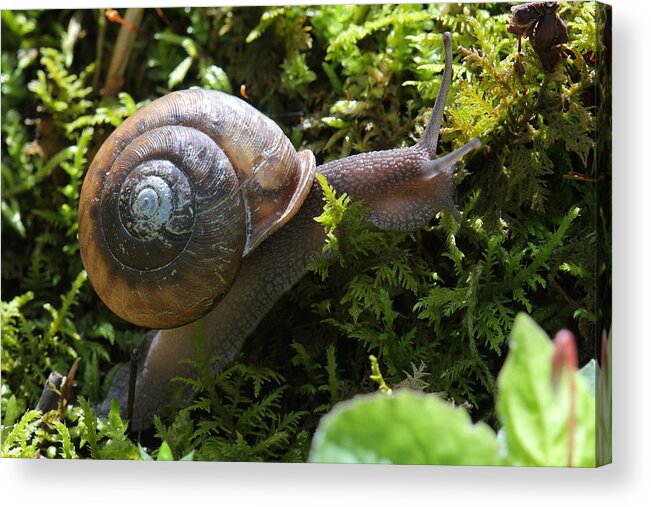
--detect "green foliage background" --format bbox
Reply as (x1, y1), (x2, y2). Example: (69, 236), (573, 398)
(1, 2), (607, 461)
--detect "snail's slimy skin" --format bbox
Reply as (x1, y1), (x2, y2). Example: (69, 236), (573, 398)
(90, 33), (481, 430)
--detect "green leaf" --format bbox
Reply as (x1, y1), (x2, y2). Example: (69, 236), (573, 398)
(168, 56), (193, 89)
(2, 395), (18, 427)
(321, 116), (348, 129)
(496, 313), (596, 467)
(78, 396), (100, 459)
(138, 444), (154, 461)
(53, 419), (78, 459)
(246, 7), (286, 43)
(1, 11), (36, 37)
(1, 199), (26, 237)
(179, 450), (196, 461)
(1, 410), (41, 458)
(280, 53), (317, 98)
(156, 441), (174, 461)
(309, 389), (500, 465)
(200, 65), (233, 94)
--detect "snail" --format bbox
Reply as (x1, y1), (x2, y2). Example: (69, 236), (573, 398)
(78, 32), (481, 430)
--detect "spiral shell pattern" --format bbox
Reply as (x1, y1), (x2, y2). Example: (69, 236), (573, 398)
(78, 90), (315, 328)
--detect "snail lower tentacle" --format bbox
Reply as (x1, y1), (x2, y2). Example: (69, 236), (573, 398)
(84, 32), (481, 429)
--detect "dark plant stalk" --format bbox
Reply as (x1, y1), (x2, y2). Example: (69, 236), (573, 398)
(92, 9), (107, 95)
(126, 348), (140, 423)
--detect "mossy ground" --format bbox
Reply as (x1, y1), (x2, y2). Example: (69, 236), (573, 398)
(1, 3), (609, 461)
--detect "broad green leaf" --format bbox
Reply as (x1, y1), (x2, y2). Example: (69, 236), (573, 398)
(497, 313), (595, 467)
(309, 389), (500, 465)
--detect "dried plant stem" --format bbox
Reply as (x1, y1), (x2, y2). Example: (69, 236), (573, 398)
(92, 9), (106, 94)
(102, 8), (144, 98)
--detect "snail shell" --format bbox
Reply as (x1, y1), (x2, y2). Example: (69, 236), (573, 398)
(78, 89), (316, 329)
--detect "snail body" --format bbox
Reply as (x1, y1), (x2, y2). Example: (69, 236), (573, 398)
(80, 33), (481, 430)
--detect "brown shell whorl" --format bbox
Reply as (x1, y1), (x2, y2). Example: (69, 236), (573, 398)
(78, 89), (315, 329)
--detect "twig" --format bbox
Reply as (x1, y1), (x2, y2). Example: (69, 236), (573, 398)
(92, 9), (107, 94)
(61, 358), (80, 406)
(102, 8), (145, 98)
(547, 274), (581, 311)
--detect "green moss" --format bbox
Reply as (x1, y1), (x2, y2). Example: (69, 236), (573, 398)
(1, 3), (607, 461)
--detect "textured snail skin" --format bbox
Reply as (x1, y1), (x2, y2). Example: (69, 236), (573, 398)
(92, 33), (481, 430)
